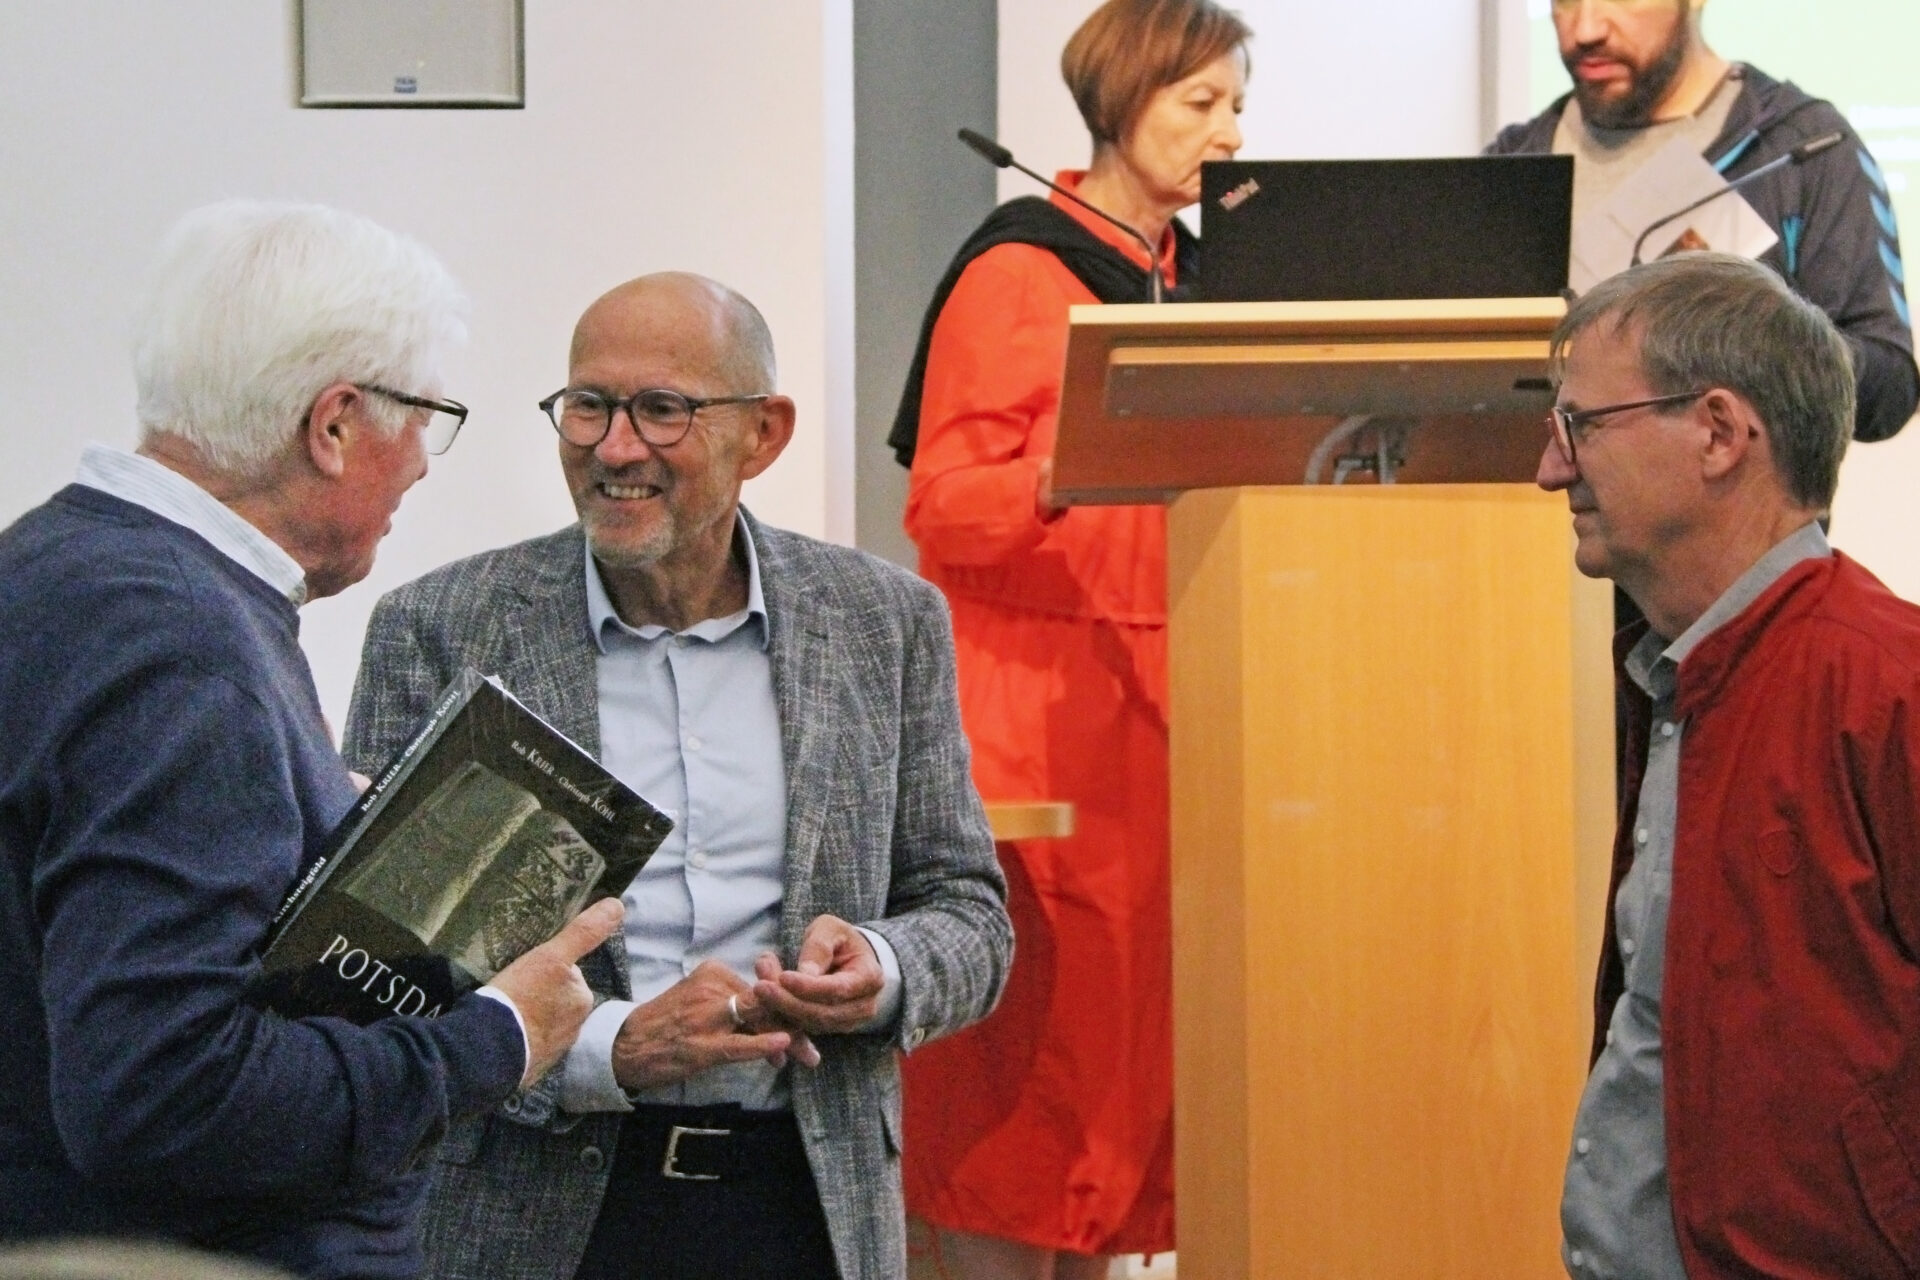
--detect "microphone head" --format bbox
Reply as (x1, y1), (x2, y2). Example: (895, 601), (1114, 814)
(957, 128), (1014, 169)
(1791, 130), (1845, 162)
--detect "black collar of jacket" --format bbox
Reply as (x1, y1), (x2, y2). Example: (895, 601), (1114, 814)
(886, 195), (1198, 469)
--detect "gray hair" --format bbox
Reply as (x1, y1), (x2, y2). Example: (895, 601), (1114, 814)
(566, 271), (776, 393)
(720, 287), (777, 393)
(1550, 252), (1853, 508)
(130, 200), (469, 478)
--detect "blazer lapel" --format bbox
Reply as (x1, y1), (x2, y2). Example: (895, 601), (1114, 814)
(499, 528), (627, 999)
(500, 527), (601, 758)
(752, 514), (834, 952)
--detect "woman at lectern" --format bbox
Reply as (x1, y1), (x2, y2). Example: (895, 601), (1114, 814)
(890, 2), (1250, 1276)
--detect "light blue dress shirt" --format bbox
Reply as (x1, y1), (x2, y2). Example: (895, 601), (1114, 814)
(1561, 522), (1830, 1279)
(560, 524), (901, 1113)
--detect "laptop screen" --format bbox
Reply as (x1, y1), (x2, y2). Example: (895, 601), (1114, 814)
(1198, 155), (1573, 302)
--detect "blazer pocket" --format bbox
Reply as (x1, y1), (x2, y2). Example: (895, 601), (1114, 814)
(1840, 1084), (1920, 1272)
(879, 1095), (903, 1158)
(878, 1069), (904, 1158)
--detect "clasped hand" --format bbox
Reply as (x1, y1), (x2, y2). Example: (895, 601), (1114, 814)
(610, 914), (884, 1092)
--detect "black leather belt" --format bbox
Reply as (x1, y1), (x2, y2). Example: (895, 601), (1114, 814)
(618, 1103), (809, 1184)
(578, 1102), (838, 1278)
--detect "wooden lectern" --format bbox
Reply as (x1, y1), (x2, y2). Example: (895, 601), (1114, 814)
(1054, 299), (1615, 1278)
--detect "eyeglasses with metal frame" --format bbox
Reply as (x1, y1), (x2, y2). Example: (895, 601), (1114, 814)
(1545, 390), (1708, 467)
(358, 385), (469, 456)
(538, 387), (771, 449)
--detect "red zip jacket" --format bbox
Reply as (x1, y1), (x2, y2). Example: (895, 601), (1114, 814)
(1602, 551), (1920, 1277)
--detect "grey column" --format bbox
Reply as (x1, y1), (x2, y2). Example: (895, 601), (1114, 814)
(852, 0), (998, 566)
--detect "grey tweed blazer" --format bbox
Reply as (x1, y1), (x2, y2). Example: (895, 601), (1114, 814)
(342, 511), (1011, 1280)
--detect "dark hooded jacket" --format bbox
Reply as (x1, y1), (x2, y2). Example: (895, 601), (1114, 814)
(1491, 64), (1917, 442)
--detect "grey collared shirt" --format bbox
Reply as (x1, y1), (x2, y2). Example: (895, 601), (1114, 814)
(73, 443), (307, 603)
(1554, 70), (1740, 288)
(1561, 521), (1831, 1279)
(559, 523), (901, 1113)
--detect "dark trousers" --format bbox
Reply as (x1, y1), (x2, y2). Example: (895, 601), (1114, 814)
(573, 1103), (839, 1280)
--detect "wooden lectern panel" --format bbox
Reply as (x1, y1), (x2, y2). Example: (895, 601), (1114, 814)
(1167, 485), (1613, 1278)
(1053, 297), (1564, 503)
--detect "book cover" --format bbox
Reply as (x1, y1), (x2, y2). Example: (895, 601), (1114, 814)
(252, 668), (670, 1023)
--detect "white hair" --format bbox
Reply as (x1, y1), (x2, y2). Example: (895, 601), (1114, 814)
(130, 200), (469, 477)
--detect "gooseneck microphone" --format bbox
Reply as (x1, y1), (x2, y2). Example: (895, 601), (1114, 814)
(957, 127), (1166, 303)
(1628, 130), (1846, 268)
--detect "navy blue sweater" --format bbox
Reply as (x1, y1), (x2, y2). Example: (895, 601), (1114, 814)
(0, 486), (523, 1278)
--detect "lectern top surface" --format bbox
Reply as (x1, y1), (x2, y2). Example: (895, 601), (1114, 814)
(1066, 296), (1567, 340)
(1054, 297), (1565, 496)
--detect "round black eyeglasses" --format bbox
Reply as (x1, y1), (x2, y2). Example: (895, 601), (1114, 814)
(539, 387), (770, 449)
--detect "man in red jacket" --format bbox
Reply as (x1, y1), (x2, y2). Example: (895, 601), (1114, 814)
(1539, 251), (1920, 1278)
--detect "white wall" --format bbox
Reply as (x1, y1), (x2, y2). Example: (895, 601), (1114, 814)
(0, 1), (853, 730)
(997, 0), (1485, 200)
(1831, 432), (1920, 600)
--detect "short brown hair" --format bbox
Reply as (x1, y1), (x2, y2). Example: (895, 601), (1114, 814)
(1551, 253), (1855, 509)
(1061, 0), (1251, 146)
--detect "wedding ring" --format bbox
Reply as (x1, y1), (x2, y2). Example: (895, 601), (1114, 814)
(727, 994), (744, 1029)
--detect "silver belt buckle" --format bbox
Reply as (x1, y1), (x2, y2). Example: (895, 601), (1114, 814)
(660, 1124), (731, 1181)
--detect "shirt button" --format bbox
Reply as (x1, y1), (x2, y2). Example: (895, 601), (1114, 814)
(907, 1027), (927, 1048)
(579, 1145), (606, 1173)
(687, 849), (708, 870)
(1606, 1029), (1615, 1046)
(1659, 721), (1676, 738)
(686, 736), (704, 752)
(1621, 938), (1637, 956)
(1570, 1248), (1586, 1269)
(1575, 1137), (1591, 1155)
(1635, 828), (1649, 845)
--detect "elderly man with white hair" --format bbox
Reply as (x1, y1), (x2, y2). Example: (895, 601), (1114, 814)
(0, 201), (620, 1279)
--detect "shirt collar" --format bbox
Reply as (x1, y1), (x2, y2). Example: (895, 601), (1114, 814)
(74, 443), (308, 604)
(584, 515), (768, 652)
(1626, 519), (1830, 699)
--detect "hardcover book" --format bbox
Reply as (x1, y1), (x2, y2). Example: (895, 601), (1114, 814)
(253, 668), (669, 1023)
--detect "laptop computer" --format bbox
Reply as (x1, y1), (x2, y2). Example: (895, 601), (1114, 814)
(1198, 155), (1573, 302)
